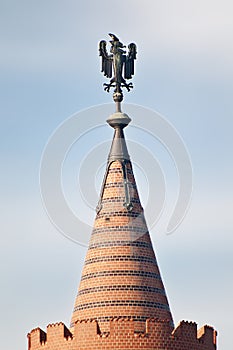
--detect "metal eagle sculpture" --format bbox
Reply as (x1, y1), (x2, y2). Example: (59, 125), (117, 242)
(99, 33), (137, 104)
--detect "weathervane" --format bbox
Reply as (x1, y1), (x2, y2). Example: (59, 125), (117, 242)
(99, 33), (137, 111)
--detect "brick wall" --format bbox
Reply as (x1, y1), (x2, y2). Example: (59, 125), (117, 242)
(28, 318), (217, 350)
(71, 160), (174, 332)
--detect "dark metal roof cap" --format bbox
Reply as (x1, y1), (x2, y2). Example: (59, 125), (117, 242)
(107, 112), (131, 128)
(107, 112), (131, 162)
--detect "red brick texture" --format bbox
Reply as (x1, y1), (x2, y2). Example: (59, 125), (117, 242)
(28, 127), (217, 349)
(71, 160), (174, 332)
(28, 319), (217, 350)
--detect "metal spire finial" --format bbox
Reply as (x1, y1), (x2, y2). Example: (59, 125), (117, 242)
(99, 33), (137, 111)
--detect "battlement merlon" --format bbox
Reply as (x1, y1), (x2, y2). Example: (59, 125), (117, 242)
(172, 320), (198, 340)
(28, 318), (217, 350)
(198, 325), (218, 346)
(27, 328), (46, 349)
(28, 323), (72, 350)
(172, 320), (217, 347)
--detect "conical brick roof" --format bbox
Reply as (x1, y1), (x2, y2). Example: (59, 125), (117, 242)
(71, 111), (173, 332)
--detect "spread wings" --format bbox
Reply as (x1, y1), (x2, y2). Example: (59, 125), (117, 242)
(124, 43), (137, 79)
(99, 40), (137, 80)
(99, 40), (113, 78)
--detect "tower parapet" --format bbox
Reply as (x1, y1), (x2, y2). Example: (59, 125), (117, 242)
(28, 318), (217, 350)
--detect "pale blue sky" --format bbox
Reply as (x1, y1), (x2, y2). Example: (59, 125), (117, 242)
(1, 1), (233, 349)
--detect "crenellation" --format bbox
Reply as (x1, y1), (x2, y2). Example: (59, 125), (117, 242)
(47, 322), (72, 342)
(28, 327), (47, 349)
(109, 317), (134, 337)
(146, 317), (173, 339)
(198, 325), (217, 346)
(28, 317), (217, 349)
(172, 320), (197, 341)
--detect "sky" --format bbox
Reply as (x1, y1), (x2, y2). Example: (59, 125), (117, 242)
(1, 0), (233, 349)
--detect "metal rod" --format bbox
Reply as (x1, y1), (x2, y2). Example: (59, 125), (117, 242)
(116, 101), (122, 113)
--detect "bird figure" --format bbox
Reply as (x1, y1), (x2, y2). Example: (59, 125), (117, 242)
(99, 33), (137, 100)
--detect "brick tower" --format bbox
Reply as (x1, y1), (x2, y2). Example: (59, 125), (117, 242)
(71, 111), (174, 333)
(27, 34), (217, 350)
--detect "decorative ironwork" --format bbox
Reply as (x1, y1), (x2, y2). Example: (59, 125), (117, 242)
(99, 33), (137, 104)
(95, 160), (134, 214)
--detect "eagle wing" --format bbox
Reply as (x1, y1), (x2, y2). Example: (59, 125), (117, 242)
(124, 43), (137, 79)
(99, 40), (112, 78)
